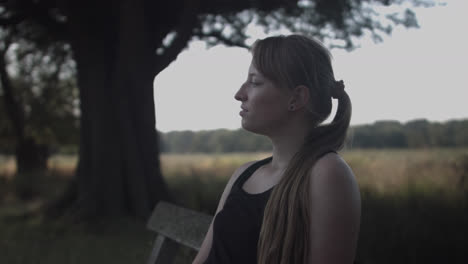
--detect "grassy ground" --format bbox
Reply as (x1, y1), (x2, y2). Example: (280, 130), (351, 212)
(1, 149), (468, 264)
(0, 215), (153, 264)
(0, 154), (155, 264)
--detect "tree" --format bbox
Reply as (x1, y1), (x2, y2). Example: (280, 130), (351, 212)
(0, 29), (78, 159)
(0, 0), (433, 220)
(404, 119), (431, 148)
(0, 27), (78, 198)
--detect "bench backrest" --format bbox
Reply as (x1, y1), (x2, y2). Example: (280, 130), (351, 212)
(146, 201), (213, 264)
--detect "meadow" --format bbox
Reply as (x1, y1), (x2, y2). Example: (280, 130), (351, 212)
(1, 148), (467, 263)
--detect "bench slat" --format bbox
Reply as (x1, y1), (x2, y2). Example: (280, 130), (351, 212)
(147, 201), (213, 251)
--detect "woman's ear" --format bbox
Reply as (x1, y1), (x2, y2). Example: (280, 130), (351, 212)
(288, 85), (310, 111)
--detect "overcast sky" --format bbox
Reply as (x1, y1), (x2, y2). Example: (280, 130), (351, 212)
(154, 0), (467, 132)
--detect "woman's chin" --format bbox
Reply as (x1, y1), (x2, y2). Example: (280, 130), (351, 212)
(241, 120), (264, 135)
(241, 119), (254, 132)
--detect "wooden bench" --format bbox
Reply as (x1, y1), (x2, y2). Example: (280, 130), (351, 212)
(146, 201), (213, 264)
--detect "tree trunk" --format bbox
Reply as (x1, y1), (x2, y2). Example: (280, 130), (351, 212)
(15, 138), (49, 173)
(65, 0), (171, 220)
(14, 138), (49, 199)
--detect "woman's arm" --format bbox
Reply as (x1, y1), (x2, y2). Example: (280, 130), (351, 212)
(192, 161), (256, 264)
(308, 153), (361, 264)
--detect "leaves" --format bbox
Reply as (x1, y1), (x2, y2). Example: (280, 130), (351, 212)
(0, 28), (78, 149)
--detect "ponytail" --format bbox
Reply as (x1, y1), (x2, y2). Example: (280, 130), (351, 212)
(254, 35), (352, 264)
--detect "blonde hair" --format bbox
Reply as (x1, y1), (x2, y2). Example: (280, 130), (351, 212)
(253, 35), (352, 264)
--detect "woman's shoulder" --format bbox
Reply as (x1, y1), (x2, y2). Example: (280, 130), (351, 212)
(308, 152), (360, 201)
(307, 152), (361, 263)
(311, 152), (353, 177)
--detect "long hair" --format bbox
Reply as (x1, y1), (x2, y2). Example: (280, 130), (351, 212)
(253, 35), (352, 264)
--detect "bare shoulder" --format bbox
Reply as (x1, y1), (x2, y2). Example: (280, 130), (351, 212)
(307, 152), (361, 263)
(309, 152), (359, 195)
(308, 152), (361, 227)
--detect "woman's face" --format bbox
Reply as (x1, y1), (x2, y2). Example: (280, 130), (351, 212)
(234, 62), (291, 135)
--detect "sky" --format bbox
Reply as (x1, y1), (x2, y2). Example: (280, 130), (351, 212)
(154, 0), (468, 132)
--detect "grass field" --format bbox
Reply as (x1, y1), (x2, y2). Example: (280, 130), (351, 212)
(1, 148), (468, 264)
(160, 149), (468, 212)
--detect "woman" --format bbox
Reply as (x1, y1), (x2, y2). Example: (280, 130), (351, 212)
(193, 34), (361, 264)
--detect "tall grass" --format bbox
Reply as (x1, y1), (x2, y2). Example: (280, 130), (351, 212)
(1, 148), (467, 264)
(344, 148), (468, 196)
(161, 149), (468, 263)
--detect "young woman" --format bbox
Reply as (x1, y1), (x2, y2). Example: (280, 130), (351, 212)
(193, 34), (361, 264)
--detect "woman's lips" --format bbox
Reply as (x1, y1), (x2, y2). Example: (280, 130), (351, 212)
(240, 107), (248, 116)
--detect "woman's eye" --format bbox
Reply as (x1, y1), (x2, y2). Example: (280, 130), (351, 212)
(250, 80), (261, 86)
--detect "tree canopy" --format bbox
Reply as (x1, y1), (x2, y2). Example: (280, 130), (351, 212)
(0, 28), (78, 153)
(0, 0), (433, 53)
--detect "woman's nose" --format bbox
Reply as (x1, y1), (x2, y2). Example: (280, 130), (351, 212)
(234, 84), (247, 101)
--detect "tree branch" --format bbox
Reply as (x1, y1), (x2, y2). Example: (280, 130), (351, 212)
(193, 30), (249, 49)
(153, 0), (200, 75)
(29, 3), (68, 40)
(0, 1), (68, 40)
(0, 14), (26, 26)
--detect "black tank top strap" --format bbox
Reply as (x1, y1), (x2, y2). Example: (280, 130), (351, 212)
(232, 156), (273, 190)
(231, 151), (334, 191)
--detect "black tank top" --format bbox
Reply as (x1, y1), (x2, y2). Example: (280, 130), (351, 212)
(204, 156), (273, 264)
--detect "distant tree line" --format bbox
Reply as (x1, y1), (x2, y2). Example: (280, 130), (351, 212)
(159, 129), (273, 153)
(159, 119), (468, 153)
(349, 119), (468, 149)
